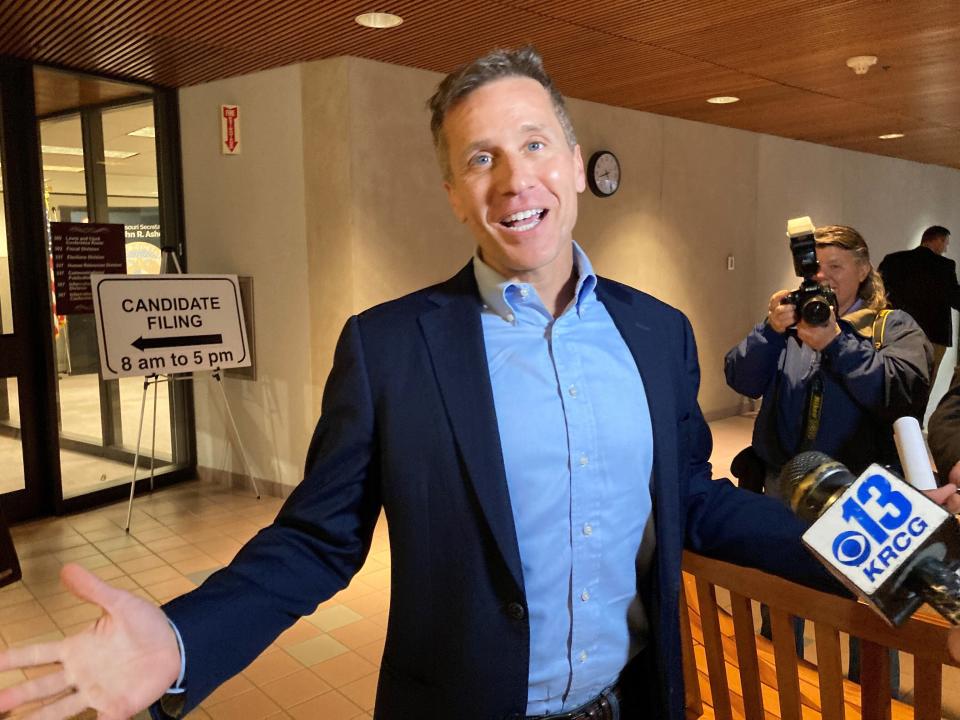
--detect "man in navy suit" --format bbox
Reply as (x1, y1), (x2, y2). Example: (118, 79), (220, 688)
(0, 47), (880, 720)
(880, 225), (960, 379)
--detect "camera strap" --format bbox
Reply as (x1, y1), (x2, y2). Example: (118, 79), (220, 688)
(801, 308), (891, 449)
(802, 373), (824, 450)
(873, 309), (892, 350)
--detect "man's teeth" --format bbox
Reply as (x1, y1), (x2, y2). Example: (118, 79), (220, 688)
(502, 208), (544, 231)
(505, 208), (543, 222)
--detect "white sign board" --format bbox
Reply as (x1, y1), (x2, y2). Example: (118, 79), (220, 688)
(91, 274), (251, 379)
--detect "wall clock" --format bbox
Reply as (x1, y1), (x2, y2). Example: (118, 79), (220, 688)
(587, 150), (620, 197)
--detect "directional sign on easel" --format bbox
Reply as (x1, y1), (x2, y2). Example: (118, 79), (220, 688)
(91, 274), (251, 379)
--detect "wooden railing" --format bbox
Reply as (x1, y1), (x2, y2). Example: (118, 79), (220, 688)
(681, 550), (960, 720)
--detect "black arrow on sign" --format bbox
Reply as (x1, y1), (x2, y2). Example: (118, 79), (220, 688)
(131, 334), (223, 351)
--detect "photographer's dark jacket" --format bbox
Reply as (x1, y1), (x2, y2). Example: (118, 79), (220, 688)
(724, 307), (932, 480)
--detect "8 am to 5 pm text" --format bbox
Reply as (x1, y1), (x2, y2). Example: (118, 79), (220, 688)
(120, 349), (235, 373)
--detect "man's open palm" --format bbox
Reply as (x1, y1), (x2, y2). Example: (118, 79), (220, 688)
(0, 563), (180, 719)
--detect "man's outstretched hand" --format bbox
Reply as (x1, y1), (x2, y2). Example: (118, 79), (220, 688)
(0, 563), (181, 719)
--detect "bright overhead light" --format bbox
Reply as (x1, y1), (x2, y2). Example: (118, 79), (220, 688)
(706, 96), (740, 105)
(43, 165), (84, 173)
(355, 12), (403, 28)
(878, 133), (905, 140)
(127, 126), (155, 138)
(42, 144), (137, 159)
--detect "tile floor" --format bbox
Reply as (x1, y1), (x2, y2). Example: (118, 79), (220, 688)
(0, 414), (957, 719)
(0, 483), (384, 719)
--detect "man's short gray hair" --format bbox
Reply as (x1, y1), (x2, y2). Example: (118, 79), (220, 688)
(427, 46), (578, 181)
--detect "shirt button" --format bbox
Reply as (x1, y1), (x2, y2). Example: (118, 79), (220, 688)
(568, 385), (577, 397)
(580, 589), (590, 602)
(505, 313), (515, 323)
(519, 287), (529, 298)
(579, 454), (589, 467)
(583, 523), (593, 536)
(578, 650), (588, 663)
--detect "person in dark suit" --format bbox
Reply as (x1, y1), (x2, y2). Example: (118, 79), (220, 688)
(928, 372), (960, 490)
(0, 48), (854, 720)
(879, 225), (960, 378)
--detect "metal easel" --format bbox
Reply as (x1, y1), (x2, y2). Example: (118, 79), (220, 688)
(124, 247), (260, 532)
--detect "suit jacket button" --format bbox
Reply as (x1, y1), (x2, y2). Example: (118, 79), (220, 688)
(506, 601), (526, 620)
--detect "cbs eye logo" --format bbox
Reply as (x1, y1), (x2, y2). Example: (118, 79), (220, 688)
(831, 530), (871, 566)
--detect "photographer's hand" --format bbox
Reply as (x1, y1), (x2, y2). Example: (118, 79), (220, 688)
(767, 290), (797, 334)
(796, 309), (841, 351)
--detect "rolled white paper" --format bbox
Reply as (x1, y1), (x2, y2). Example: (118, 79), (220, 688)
(893, 416), (938, 491)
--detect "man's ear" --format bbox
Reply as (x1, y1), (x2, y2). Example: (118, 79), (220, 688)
(572, 144), (586, 194)
(444, 181), (467, 224)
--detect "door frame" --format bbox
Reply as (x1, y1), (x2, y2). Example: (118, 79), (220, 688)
(0, 58), (61, 520)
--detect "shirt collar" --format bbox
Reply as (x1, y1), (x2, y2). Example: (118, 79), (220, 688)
(842, 298), (865, 318)
(472, 242), (598, 322)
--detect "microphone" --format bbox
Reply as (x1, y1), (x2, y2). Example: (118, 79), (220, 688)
(781, 451), (960, 626)
(893, 416), (938, 491)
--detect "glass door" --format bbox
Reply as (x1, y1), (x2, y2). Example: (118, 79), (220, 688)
(35, 69), (195, 508)
(0, 58), (60, 521)
(0, 59), (195, 520)
(0, 98), (26, 501)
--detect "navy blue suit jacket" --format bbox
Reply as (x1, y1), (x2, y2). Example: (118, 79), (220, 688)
(160, 262), (838, 719)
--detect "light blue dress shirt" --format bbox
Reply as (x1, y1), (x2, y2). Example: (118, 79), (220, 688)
(473, 243), (654, 715)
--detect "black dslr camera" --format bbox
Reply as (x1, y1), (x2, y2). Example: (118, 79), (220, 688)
(783, 216), (837, 325)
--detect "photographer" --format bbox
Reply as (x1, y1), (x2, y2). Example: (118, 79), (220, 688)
(724, 224), (933, 687)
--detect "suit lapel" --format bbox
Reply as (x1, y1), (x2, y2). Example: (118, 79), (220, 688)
(419, 264), (524, 592)
(596, 280), (680, 516)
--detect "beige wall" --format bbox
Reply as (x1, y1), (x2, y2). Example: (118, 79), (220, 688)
(179, 55), (960, 488)
(180, 64), (314, 488)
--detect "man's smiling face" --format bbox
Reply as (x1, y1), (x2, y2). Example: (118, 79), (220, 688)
(442, 76), (585, 286)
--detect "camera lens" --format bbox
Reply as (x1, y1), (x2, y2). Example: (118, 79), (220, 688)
(802, 297), (832, 325)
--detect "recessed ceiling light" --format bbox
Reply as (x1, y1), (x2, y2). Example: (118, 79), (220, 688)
(127, 126), (156, 138)
(355, 12), (402, 28)
(878, 133), (905, 140)
(706, 96), (740, 105)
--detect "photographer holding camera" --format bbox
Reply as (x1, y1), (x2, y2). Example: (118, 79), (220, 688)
(726, 224), (932, 498)
(724, 224), (933, 687)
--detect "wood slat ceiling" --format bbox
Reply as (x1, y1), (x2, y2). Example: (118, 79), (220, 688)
(2, 0), (960, 168)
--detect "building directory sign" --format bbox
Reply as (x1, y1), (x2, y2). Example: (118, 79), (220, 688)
(50, 222), (127, 314)
(91, 274), (251, 379)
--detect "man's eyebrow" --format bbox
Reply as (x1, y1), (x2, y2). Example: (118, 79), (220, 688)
(462, 138), (492, 158)
(458, 123), (552, 160)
